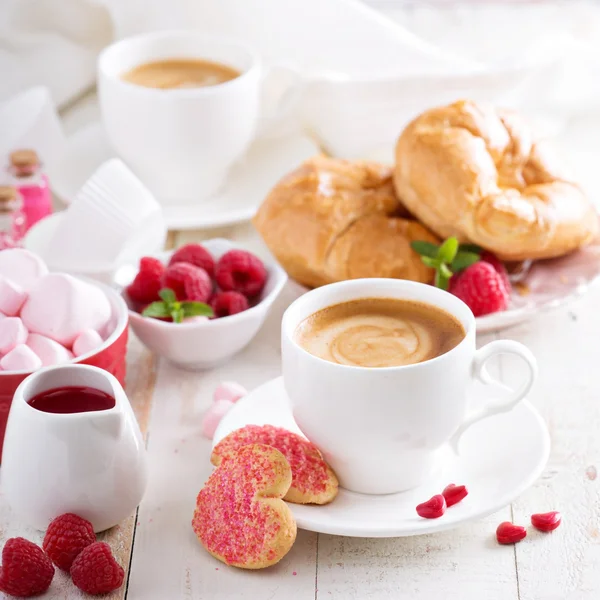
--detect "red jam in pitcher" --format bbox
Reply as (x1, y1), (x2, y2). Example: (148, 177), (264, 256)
(28, 386), (116, 414)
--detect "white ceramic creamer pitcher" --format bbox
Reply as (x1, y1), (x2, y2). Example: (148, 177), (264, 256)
(1, 364), (147, 532)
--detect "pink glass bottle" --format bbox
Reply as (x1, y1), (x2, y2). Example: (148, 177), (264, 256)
(9, 149), (53, 231)
(0, 186), (26, 250)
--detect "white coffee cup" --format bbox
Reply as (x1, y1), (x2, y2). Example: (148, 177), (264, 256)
(281, 278), (537, 495)
(98, 31), (292, 204)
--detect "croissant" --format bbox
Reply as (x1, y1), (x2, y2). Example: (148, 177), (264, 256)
(393, 99), (598, 261)
(253, 156), (439, 288)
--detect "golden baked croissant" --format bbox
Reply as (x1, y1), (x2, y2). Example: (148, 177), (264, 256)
(393, 99), (598, 261)
(253, 156), (439, 288)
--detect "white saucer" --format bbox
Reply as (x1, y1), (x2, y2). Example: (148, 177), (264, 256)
(49, 123), (320, 230)
(213, 376), (550, 538)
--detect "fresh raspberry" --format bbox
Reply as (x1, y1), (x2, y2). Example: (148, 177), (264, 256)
(126, 257), (165, 304)
(215, 250), (267, 298)
(0, 537), (54, 597)
(480, 251), (511, 293)
(449, 261), (510, 317)
(43, 513), (96, 571)
(162, 262), (203, 300)
(210, 291), (249, 318)
(70, 542), (124, 595)
(184, 267), (212, 302)
(168, 244), (215, 278)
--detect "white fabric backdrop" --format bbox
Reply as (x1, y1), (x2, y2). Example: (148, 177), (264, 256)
(0, 0), (600, 108)
(2, 0), (600, 132)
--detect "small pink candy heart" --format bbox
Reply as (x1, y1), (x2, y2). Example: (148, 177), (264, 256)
(184, 316), (209, 324)
(415, 494), (446, 519)
(201, 399), (235, 440)
(213, 381), (247, 404)
(496, 521), (527, 544)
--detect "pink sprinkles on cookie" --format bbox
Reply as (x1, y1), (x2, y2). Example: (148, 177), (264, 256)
(192, 445), (292, 566)
(212, 425), (333, 497)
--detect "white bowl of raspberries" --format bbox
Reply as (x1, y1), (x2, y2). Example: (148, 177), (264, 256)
(122, 239), (287, 370)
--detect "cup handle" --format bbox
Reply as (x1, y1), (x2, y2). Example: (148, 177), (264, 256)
(256, 64), (305, 138)
(450, 340), (538, 453)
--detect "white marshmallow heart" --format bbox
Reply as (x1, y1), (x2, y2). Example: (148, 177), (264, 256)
(0, 344), (42, 372)
(0, 317), (28, 355)
(72, 329), (104, 357)
(27, 333), (73, 366)
(0, 249), (48, 291)
(0, 275), (27, 316)
(21, 273), (111, 346)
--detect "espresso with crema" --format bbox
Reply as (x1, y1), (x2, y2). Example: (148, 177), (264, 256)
(121, 58), (240, 89)
(294, 298), (465, 368)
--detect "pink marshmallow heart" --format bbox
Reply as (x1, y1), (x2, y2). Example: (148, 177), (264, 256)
(213, 381), (247, 404)
(0, 248), (48, 291)
(0, 317), (28, 355)
(0, 275), (27, 316)
(201, 399), (235, 439)
(72, 329), (104, 357)
(0, 344), (42, 372)
(26, 333), (73, 366)
(184, 316), (209, 324)
(21, 273), (111, 346)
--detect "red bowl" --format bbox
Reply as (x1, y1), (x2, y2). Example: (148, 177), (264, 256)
(0, 280), (129, 462)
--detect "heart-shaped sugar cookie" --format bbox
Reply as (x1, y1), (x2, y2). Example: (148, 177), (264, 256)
(211, 425), (338, 505)
(193, 444), (297, 569)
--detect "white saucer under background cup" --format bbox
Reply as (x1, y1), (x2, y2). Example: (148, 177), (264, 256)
(281, 279), (538, 495)
(98, 31), (283, 204)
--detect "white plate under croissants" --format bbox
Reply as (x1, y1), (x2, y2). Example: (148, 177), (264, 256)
(475, 237), (600, 332)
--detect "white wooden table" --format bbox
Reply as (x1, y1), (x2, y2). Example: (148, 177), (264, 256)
(2, 3), (600, 598)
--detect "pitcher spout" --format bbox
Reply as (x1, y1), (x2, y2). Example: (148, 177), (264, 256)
(92, 408), (124, 440)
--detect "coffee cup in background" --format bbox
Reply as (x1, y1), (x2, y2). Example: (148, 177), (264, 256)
(281, 278), (537, 495)
(98, 31), (300, 205)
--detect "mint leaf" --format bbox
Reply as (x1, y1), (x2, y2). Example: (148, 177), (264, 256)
(410, 240), (439, 258)
(420, 256), (440, 269)
(434, 270), (450, 291)
(142, 302), (170, 318)
(181, 302), (214, 318)
(451, 251), (480, 273)
(439, 263), (453, 279)
(159, 288), (177, 303)
(437, 237), (459, 264)
(459, 243), (482, 254)
(414, 237), (467, 290)
(171, 307), (185, 323)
